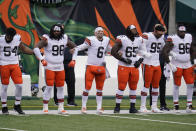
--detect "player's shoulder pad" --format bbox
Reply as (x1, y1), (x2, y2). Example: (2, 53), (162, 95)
(185, 33), (192, 39)
(85, 36), (92, 46)
(116, 35), (126, 40)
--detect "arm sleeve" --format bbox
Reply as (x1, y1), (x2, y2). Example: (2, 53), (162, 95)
(33, 48), (44, 61)
(72, 43), (89, 60)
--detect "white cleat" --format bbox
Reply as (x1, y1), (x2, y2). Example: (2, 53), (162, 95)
(139, 106), (150, 113)
(43, 105), (49, 114)
(81, 107), (87, 114)
(43, 110), (49, 114)
(96, 109), (106, 115)
(186, 105), (193, 113)
(151, 107), (163, 113)
(58, 109), (69, 115)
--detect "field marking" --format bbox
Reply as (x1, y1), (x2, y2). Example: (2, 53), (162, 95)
(0, 127), (27, 131)
(101, 115), (196, 126)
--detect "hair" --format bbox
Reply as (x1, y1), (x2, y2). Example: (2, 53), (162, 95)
(49, 24), (64, 40)
(154, 24), (165, 32)
(6, 27), (16, 37)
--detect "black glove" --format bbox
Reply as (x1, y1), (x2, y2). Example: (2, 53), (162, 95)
(134, 58), (144, 68)
(194, 67), (196, 74)
(120, 57), (132, 64)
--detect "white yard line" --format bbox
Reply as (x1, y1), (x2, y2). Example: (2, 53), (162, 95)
(101, 115), (196, 126)
(0, 127), (27, 131)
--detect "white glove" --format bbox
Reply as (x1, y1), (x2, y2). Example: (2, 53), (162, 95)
(194, 59), (196, 65)
(170, 51), (177, 59)
(168, 63), (177, 72)
(164, 64), (171, 81)
(143, 52), (152, 58)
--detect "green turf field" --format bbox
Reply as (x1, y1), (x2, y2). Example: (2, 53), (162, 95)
(0, 97), (196, 131)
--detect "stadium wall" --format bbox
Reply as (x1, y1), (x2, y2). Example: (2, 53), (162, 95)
(5, 56), (187, 97)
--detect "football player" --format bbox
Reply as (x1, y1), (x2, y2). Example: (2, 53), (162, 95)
(0, 27), (34, 114)
(162, 25), (194, 113)
(33, 24), (76, 114)
(111, 25), (149, 113)
(70, 26), (111, 114)
(140, 24), (166, 113)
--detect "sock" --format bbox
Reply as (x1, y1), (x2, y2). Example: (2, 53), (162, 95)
(43, 86), (53, 103)
(141, 87), (149, 107)
(116, 89), (124, 103)
(129, 89), (136, 103)
(1, 85), (8, 107)
(173, 84), (179, 105)
(82, 89), (89, 108)
(96, 89), (102, 110)
(15, 84), (22, 105)
(151, 88), (159, 108)
(57, 86), (64, 103)
(187, 84), (194, 106)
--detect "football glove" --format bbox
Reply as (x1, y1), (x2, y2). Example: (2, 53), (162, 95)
(134, 58), (144, 68)
(121, 57), (132, 64)
(41, 59), (47, 66)
(68, 60), (76, 67)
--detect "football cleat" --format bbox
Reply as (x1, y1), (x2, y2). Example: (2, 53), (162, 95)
(14, 105), (25, 115)
(81, 107), (87, 114)
(58, 109), (69, 115)
(186, 105), (193, 113)
(43, 110), (49, 114)
(139, 106), (150, 113)
(2, 107), (9, 114)
(174, 105), (180, 113)
(96, 109), (105, 115)
(114, 103), (120, 113)
(151, 107), (163, 113)
(129, 108), (138, 113)
(160, 106), (170, 111)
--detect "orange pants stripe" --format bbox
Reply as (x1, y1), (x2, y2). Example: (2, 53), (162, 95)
(45, 69), (65, 87)
(85, 65), (106, 90)
(173, 67), (194, 86)
(143, 65), (161, 88)
(118, 66), (139, 90)
(0, 64), (22, 85)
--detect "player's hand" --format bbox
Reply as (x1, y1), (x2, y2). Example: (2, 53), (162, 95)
(134, 58), (144, 68)
(41, 59), (47, 66)
(145, 52), (152, 58)
(170, 51), (177, 59)
(68, 60), (75, 67)
(121, 57), (132, 64)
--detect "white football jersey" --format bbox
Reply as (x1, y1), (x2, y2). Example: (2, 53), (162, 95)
(168, 34), (192, 68)
(116, 35), (144, 67)
(0, 34), (21, 65)
(43, 34), (68, 71)
(142, 32), (165, 66)
(85, 36), (110, 66)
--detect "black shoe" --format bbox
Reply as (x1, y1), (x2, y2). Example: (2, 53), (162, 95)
(160, 106), (170, 111)
(129, 103), (138, 113)
(114, 103), (120, 113)
(67, 102), (78, 106)
(129, 108), (138, 113)
(174, 105), (179, 110)
(2, 107), (9, 114)
(14, 105), (25, 115)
